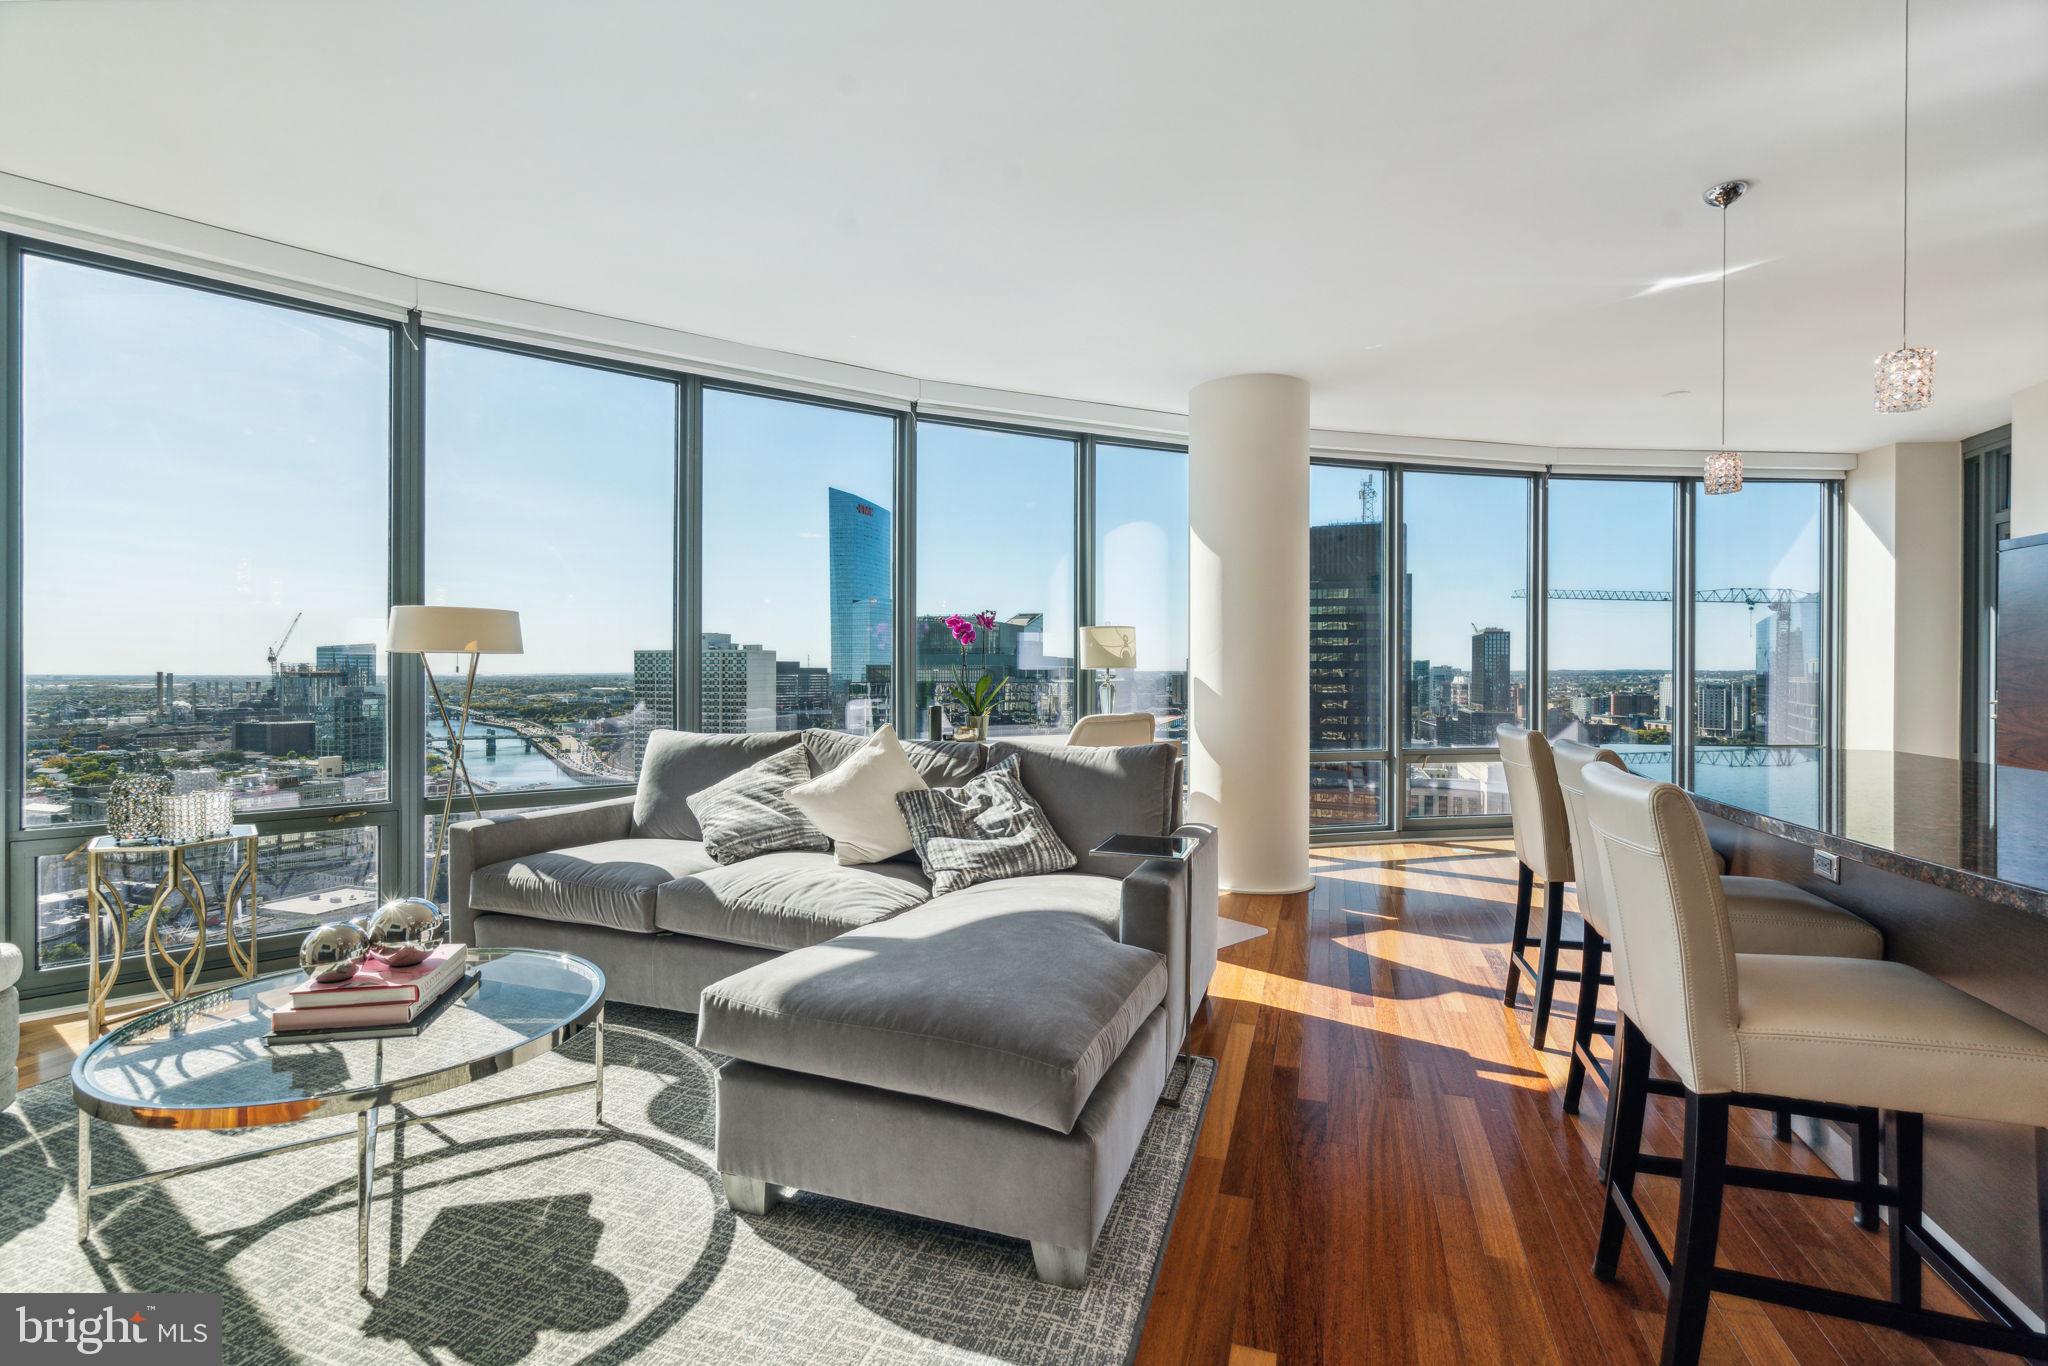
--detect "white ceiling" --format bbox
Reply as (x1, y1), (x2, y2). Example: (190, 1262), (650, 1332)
(2, 0), (2045, 452)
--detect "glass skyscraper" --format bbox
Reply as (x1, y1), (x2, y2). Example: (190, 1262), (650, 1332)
(316, 642), (378, 687)
(1470, 626), (1513, 715)
(828, 487), (892, 687)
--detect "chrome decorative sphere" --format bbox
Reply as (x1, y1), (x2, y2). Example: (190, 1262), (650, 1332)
(366, 897), (443, 966)
(300, 921), (369, 983)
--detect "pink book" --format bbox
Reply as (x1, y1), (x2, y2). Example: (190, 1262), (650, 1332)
(271, 998), (420, 1031)
(286, 943), (468, 1009)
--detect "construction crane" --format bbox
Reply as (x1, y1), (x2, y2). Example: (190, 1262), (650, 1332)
(1512, 587), (1819, 606)
(267, 611), (303, 683)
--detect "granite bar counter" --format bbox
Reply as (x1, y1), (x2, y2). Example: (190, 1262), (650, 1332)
(1689, 748), (2048, 917)
(1687, 748), (2048, 1324)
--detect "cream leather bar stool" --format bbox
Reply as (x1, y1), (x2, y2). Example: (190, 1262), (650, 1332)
(1552, 740), (1884, 1150)
(1581, 763), (2048, 1366)
(1496, 725), (1587, 1049)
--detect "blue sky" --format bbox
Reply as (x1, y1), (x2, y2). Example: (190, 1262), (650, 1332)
(23, 253), (1815, 681)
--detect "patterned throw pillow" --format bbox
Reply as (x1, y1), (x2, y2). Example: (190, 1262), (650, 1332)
(685, 746), (832, 864)
(896, 754), (1077, 896)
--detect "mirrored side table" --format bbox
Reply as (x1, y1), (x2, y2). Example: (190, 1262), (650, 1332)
(83, 824), (260, 1039)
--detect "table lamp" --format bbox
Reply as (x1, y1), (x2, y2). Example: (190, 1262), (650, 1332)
(386, 605), (524, 899)
(1080, 625), (1137, 713)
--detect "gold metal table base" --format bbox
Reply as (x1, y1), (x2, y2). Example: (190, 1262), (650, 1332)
(84, 828), (260, 1040)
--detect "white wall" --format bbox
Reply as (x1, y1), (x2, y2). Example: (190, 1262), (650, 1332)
(2013, 378), (2048, 541)
(1844, 442), (1963, 757)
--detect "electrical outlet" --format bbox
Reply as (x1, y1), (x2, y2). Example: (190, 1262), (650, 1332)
(1813, 849), (1840, 883)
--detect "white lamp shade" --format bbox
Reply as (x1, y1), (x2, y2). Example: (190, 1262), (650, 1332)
(385, 606), (524, 655)
(1080, 625), (1138, 670)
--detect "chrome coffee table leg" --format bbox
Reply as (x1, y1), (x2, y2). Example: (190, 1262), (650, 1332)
(356, 1106), (379, 1293)
(76, 1111), (91, 1241)
(593, 1007), (606, 1126)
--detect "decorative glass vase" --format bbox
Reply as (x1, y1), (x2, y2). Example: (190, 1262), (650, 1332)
(107, 774), (171, 844)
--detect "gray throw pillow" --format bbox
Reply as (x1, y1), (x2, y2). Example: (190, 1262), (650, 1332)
(896, 754), (1077, 896)
(987, 739), (1178, 877)
(686, 746), (831, 864)
(633, 730), (801, 841)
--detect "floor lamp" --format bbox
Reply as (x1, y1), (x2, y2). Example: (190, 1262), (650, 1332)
(386, 605), (524, 900)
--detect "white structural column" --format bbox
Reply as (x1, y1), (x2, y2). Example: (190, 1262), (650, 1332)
(1188, 374), (1312, 894)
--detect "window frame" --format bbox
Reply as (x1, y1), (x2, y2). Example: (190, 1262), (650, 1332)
(1084, 434), (1191, 741)
(419, 328), (682, 797)
(695, 377), (908, 737)
(910, 414), (1084, 739)
(4, 236), (408, 1001)
(1304, 459), (1843, 844)
(1306, 460), (1395, 836)
(1542, 473), (1683, 783)
(0, 233), (1198, 1007)
(0, 227), (1845, 994)
(1687, 475), (1838, 830)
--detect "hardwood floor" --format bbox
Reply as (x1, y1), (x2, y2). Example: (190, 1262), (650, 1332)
(11, 840), (2017, 1363)
(1132, 840), (2012, 1366)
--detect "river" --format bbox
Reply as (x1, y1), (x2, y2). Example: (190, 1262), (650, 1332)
(427, 718), (607, 791)
(1610, 744), (1822, 826)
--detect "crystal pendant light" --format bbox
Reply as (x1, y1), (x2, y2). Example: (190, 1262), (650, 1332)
(1877, 0), (1935, 411)
(1702, 180), (1747, 496)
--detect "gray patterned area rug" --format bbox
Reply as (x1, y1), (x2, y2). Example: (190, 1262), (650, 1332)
(0, 1006), (1213, 1365)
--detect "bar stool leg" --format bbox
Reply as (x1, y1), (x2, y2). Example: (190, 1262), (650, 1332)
(1529, 881), (1567, 1048)
(1594, 1017), (1653, 1281)
(1852, 1108), (1882, 1230)
(1773, 1108), (1793, 1142)
(1502, 862), (1534, 1007)
(1888, 1110), (1925, 1309)
(1562, 931), (1604, 1115)
(1660, 1092), (1731, 1366)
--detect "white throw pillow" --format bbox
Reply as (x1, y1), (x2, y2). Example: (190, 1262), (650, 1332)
(787, 725), (929, 865)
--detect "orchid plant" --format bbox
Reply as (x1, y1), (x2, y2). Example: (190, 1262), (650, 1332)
(942, 609), (1008, 724)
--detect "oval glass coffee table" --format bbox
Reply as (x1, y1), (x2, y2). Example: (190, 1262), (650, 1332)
(71, 946), (606, 1292)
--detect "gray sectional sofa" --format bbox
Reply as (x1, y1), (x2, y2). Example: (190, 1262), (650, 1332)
(447, 727), (1218, 1286)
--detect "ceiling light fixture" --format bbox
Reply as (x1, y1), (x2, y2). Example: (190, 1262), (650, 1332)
(1702, 179), (1748, 496)
(1877, 0), (1935, 412)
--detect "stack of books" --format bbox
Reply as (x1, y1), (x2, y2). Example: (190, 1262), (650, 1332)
(268, 943), (472, 1044)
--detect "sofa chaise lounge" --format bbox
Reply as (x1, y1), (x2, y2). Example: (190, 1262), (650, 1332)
(448, 728), (1218, 1285)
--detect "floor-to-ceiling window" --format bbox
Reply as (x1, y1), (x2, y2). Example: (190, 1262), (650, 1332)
(1091, 442), (1188, 744)
(1, 237), (1200, 1007)
(1544, 479), (1678, 776)
(1308, 464), (1389, 830)
(915, 421), (1076, 736)
(423, 338), (676, 796)
(702, 388), (897, 735)
(1401, 470), (1532, 819)
(1692, 480), (1828, 824)
(16, 251), (394, 976)
(1305, 466), (1836, 838)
